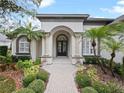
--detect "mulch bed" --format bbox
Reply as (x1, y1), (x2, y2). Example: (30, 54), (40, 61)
(0, 70), (23, 89)
(84, 64), (123, 85)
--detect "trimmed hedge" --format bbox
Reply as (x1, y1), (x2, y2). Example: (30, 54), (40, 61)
(28, 79), (45, 93)
(92, 81), (110, 93)
(81, 87), (98, 93)
(83, 56), (110, 66)
(84, 56), (97, 64)
(75, 72), (91, 88)
(36, 69), (49, 82)
(23, 74), (36, 87)
(34, 58), (41, 65)
(0, 76), (16, 93)
(16, 60), (33, 69)
(12, 55), (31, 63)
(0, 46), (8, 56)
(12, 88), (35, 93)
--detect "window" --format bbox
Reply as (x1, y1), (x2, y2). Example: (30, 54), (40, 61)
(19, 37), (29, 53)
(82, 38), (93, 55)
(57, 35), (67, 41)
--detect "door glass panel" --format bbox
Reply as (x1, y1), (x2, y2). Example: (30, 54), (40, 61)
(63, 42), (66, 53)
(57, 35), (68, 56)
(58, 42), (61, 53)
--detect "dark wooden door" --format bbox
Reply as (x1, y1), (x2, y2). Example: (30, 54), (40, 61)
(57, 41), (67, 56)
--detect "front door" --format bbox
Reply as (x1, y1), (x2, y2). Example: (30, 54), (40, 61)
(57, 34), (68, 56)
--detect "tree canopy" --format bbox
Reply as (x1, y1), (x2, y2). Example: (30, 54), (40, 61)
(0, 0), (42, 16)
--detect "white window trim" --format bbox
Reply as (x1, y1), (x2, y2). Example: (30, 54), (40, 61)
(19, 37), (29, 53)
(82, 38), (94, 56)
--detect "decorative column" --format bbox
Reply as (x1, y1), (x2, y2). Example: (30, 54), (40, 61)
(41, 33), (52, 64)
(41, 37), (45, 56)
(72, 33), (83, 64)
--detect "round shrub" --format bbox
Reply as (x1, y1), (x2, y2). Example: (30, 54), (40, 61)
(0, 75), (6, 81)
(23, 74), (36, 87)
(16, 60), (33, 69)
(28, 79), (45, 93)
(12, 88), (35, 93)
(36, 69), (49, 82)
(75, 73), (91, 88)
(23, 65), (39, 77)
(81, 87), (98, 93)
(0, 77), (16, 93)
(92, 81), (109, 93)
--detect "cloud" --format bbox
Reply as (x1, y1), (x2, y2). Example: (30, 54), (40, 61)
(40, 0), (55, 8)
(100, 0), (124, 14)
(117, 0), (124, 5)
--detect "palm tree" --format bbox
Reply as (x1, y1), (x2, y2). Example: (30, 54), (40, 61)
(103, 38), (124, 76)
(109, 22), (124, 41)
(8, 22), (44, 57)
(84, 26), (111, 73)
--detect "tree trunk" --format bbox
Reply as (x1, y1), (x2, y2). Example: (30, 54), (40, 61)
(92, 40), (106, 74)
(93, 46), (106, 74)
(110, 52), (115, 77)
(29, 41), (31, 59)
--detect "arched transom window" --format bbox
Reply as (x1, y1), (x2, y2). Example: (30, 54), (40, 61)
(18, 37), (29, 53)
(57, 35), (67, 41)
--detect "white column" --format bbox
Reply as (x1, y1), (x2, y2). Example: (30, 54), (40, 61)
(48, 35), (53, 57)
(31, 39), (37, 61)
(75, 34), (82, 56)
(12, 38), (16, 55)
(71, 36), (75, 57)
(79, 36), (82, 56)
(42, 37), (45, 56)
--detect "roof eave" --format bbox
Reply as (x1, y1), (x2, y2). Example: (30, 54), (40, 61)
(36, 14), (90, 19)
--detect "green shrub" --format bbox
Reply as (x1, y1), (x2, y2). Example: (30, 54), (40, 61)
(84, 56), (97, 64)
(0, 46), (8, 56)
(114, 63), (121, 75)
(34, 58), (41, 65)
(23, 65), (39, 77)
(84, 56), (110, 67)
(0, 55), (6, 64)
(113, 63), (124, 76)
(0, 75), (6, 81)
(23, 74), (36, 87)
(12, 55), (31, 63)
(81, 87), (98, 93)
(92, 81), (109, 93)
(28, 79), (45, 93)
(86, 66), (99, 81)
(107, 81), (124, 93)
(12, 88), (35, 93)
(36, 69), (49, 82)
(75, 72), (91, 88)
(0, 77), (16, 93)
(100, 58), (110, 67)
(16, 60), (33, 69)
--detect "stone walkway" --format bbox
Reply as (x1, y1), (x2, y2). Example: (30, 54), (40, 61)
(42, 57), (79, 93)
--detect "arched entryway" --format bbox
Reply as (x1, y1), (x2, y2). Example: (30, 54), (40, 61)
(56, 34), (68, 56)
(50, 26), (75, 58)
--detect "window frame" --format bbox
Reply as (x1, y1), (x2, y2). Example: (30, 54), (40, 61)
(16, 36), (30, 54)
(82, 38), (94, 56)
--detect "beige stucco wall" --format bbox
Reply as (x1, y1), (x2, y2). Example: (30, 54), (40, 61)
(12, 38), (16, 55)
(11, 17), (123, 64)
(41, 19), (84, 32)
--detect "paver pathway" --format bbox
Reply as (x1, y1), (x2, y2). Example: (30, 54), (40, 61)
(42, 57), (79, 93)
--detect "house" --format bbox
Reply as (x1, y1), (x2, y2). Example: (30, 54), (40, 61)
(11, 14), (123, 64)
(0, 34), (11, 48)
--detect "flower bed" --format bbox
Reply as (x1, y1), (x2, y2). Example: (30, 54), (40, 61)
(75, 65), (124, 93)
(0, 59), (50, 93)
(0, 70), (23, 89)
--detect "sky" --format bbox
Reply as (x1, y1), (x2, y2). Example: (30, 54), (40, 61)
(37, 0), (124, 18)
